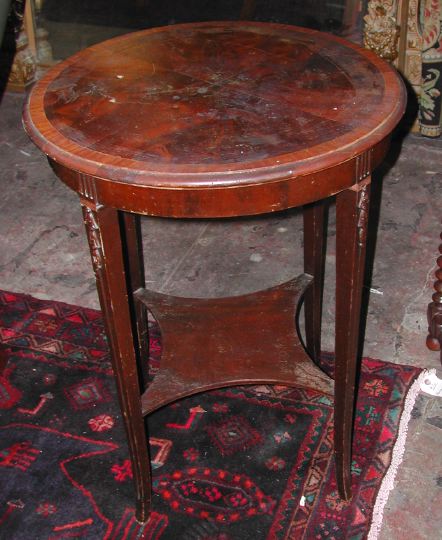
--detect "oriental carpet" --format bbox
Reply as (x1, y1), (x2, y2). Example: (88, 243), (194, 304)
(0, 290), (423, 539)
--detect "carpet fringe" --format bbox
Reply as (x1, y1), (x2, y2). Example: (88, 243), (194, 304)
(367, 369), (428, 540)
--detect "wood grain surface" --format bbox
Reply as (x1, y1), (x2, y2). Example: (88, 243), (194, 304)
(23, 22), (406, 191)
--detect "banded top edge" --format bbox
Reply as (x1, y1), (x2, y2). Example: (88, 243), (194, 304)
(23, 21), (406, 188)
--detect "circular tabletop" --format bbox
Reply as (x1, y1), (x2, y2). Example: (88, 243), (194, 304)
(24, 22), (405, 191)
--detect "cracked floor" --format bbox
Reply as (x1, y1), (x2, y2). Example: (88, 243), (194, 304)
(0, 88), (441, 538)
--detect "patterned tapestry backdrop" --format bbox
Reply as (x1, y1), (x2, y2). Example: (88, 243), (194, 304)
(364, 0), (442, 137)
(0, 290), (422, 539)
(420, 0), (442, 137)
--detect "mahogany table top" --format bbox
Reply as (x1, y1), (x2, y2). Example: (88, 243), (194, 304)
(24, 22), (406, 190)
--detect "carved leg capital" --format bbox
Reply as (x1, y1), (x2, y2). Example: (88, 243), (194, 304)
(81, 202), (104, 273)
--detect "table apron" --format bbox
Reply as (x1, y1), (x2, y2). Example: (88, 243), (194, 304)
(48, 137), (389, 219)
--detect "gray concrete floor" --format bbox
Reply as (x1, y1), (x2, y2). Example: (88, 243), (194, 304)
(0, 91), (441, 538)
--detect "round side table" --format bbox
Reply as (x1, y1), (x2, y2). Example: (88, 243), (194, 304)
(23, 22), (406, 523)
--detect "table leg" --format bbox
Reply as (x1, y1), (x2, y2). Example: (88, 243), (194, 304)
(0, 345), (8, 374)
(81, 201), (152, 523)
(334, 179), (371, 500)
(121, 212), (150, 387)
(240, 0), (256, 19)
(303, 200), (328, 362)
(426, 232), (442, 364)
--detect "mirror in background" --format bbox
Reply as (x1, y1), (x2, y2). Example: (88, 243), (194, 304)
(37, 0), (365, 61)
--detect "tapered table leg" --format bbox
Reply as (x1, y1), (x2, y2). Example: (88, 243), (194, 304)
(81, 201), (152, 523)
(426, 232), (442, 365)
(303, 200), (328, 362)
(121, 212), (150, 387)
(334, 179), (371, 500)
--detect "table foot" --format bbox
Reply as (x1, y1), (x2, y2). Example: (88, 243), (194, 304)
(135, 497), (151, 524)
(0, 345), (8, 375)
(135, 275), (334, 415)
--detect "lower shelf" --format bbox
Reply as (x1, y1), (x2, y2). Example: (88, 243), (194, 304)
(134, 275), (334, 416)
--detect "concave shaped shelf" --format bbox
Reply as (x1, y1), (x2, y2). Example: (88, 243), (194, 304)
(134, 275), (333, 416)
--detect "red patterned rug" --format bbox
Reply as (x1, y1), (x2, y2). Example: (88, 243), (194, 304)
(0, 290), (423, 539)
